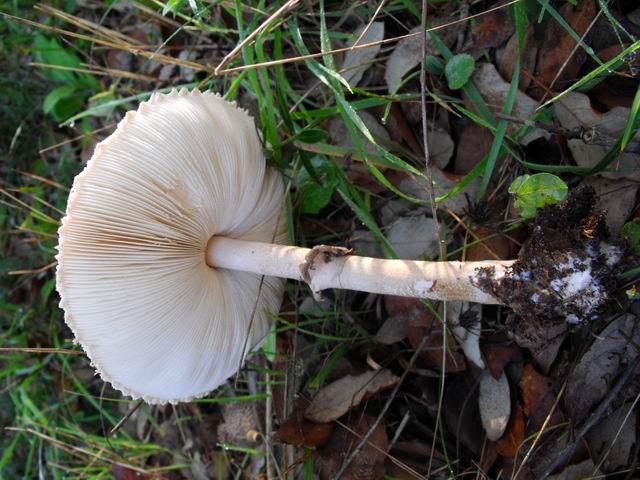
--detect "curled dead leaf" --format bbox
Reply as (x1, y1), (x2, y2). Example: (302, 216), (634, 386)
(521, 364), (563, 433)
(304, 369), (399, 423)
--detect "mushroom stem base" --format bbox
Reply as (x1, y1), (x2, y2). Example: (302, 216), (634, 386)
(206, 236), (514, 303)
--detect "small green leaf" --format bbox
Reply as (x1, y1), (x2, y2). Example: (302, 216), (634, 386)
(508, 173), (568, 218)
(43, 84), (78, 115)
(445, 53), (475, 90)
(622, 220), (640, 255)
(296, 156), (338, 214)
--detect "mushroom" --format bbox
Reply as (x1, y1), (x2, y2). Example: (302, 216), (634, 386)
(56, 89), (620, 404)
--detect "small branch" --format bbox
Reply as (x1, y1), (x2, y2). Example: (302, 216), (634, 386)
(420, 0), (446, 261)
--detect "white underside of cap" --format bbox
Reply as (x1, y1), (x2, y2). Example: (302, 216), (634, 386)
(56, 89), (288, 404)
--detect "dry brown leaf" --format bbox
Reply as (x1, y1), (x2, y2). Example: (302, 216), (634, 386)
(341, 22), (385, 87)
(274, 410), (334, 447)
(555, 92), (640, 181)
(427, 128), (454, 169)
(318, 414), (388, 480)
(385, 18), (457, 92)
(454, 122), (494, 175)
(471, 0), (514, 49)
(529, 0), (596, 99)
(329, 111), (391, 192)
(582, 176), (639, 234)
(471, 62), (546, 145)
(374, 316), (406, 345)
(496, 25), (537, 90)
(521, 364), (563, 433)
(546, 459), (602, 480)
(386, 215), (439, 260)
(565, 314), (640, 422)
(586, 401), (637, 472)
(385, 296), (467, 372)
(465, 225), (514, 262)
(329, 110), (391, 156)
(398, 167), (480, 214)
(479, 369), (511, 441)
(304, 369), (399, 423)
(512, 320), (567, 374)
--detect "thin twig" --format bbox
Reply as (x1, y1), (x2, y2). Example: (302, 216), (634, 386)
(215, 0), (300, 74)
(109, 399), (144, 435)
(539, 7), (604, 104)
(351, 0), (388, 48)
(0, 347), (83, 355)
(419, 1), (445, 261)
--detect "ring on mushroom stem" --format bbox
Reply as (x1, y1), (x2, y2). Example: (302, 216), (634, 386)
(56, 89), (618, 404)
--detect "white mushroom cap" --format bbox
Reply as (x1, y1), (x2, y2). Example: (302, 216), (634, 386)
(56, 89), (288, 404)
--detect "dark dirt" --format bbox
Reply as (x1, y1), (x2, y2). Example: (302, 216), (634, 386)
(478, 186), (629, 325)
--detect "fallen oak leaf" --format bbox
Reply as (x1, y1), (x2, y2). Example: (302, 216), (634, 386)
(304, 369), (399, 424)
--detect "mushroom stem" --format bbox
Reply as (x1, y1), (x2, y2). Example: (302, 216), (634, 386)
(206, 237), (514, 303)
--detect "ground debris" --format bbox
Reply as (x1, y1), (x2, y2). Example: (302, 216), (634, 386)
(479, 186), (627, 325)
(304, 369), (399, 423)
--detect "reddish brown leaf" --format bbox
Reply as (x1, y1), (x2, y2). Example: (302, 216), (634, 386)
(529, 0), (597, 99)
(465, 225), (514, 262)
(471, 1), (515, 49)
(319, 414), (388, 480)
(482, 339), (522, 380)
(520, 364), (564, 434)
(111, 465), (150, 480)
(495, 403), (526, 457)
(385, 296), (467, 372)
(275, 410), (334, 447)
